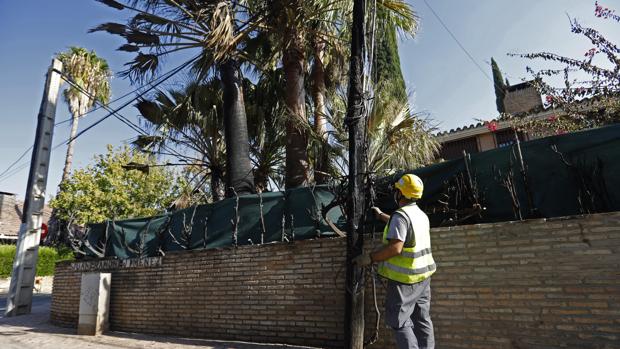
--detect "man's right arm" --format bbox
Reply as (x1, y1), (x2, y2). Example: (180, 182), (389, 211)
(370, 239), (404, 262)
(371, 207), (390, 223)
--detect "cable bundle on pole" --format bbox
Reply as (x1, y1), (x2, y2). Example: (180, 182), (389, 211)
(344, 0), (368, 348)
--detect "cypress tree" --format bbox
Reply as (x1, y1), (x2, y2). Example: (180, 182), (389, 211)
(373, 8), (408, 104)
(491, 57), (507, 113)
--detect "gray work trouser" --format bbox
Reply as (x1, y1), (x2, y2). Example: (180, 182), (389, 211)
(385, 278), (434, 349)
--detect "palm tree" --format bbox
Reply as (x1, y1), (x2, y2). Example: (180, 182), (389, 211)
(365, 87), (440, 174)
(92, 0), (258, 196)
(95, 0), (424, 192)
(261, 0), (314, 189)
(244, 69), (287, 191)
(56, 47), (111, 183)
(328, 81), (439, 177)
(306, 0), (349, 184)
(135, 80), (227, 201)
(306, 0), (419, 182)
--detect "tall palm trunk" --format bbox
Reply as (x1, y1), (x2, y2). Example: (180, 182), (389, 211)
(220, 58), (255, 197)
(61, 115), (80, 183)
(283, 40), (310, 189)
(210, 165), (225, 201)
(312, 40), (328, 138)
(311, 38), (330, 184)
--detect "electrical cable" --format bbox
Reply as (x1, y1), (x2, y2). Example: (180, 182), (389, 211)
(422, 0), (494, 84)
(57, 55), (198, 145)
(0, 162), (31, 184)
(0, 56), (198, 184)
(421, 0), (520, 134)
(0, 147), (33, 178)
(48, 56), (202, 168)
(0, 117), (78, 179)
(58, 75), (149, 136)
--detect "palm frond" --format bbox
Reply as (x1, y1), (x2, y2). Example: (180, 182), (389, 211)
(96, 0), (125, 10)
(89, 22), (127, 34)
(119, 53), (159, 82)
(378, 0), (419, 36)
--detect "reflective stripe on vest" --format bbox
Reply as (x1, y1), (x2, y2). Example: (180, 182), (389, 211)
(377, 203), (436, 284)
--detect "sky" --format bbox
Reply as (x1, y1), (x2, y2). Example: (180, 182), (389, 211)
(0, 0), (619, 199)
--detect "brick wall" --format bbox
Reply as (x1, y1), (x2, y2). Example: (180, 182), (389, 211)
(52, 238), (348, 348)
(52, 212), (620, 348)
(504, 84), (542, 114)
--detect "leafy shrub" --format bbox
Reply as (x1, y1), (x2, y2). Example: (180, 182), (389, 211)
(0, 245), (73, 278)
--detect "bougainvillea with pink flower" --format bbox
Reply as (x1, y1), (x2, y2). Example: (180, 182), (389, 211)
(508, 1), (620, 137)
(486, 120), (498, 132)
(595, 1), (620, 21)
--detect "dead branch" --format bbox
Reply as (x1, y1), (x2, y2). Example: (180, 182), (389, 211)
(258, 191), (266, 244)
(231, 188), (239, 247)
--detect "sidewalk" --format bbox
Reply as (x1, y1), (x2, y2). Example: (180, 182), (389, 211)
(0, 294), (316, 349)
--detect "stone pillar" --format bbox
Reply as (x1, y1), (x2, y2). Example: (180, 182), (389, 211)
(78, 272), (111, 335)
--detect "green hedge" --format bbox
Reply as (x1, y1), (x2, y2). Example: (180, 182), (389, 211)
(0, 245), (74, 278)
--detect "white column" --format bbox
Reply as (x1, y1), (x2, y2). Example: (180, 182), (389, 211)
(78, 272), (111, 335)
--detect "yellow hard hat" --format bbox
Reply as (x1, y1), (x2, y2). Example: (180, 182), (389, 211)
(394, 174), (424, 199)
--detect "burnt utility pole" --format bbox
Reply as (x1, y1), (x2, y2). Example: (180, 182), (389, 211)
(344, 0), (367, 348)
(6, 59), (63, 316)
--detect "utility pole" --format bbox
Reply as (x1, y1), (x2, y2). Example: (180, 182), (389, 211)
(6, 59), (63, 317)
(344, 0), (366, 347)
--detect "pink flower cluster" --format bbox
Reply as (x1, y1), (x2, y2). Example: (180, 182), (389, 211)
(584, 48), (598, 58)
(545, 95), (554, 104)
(486, 121), (498, 132)
(547, 115), (558, 122)
(595, 1), (620, 21)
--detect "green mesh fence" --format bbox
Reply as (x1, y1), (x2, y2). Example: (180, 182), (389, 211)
(83, 186), (343, 259)
(83, 124), (620, 259)
(376, 123), (620, 226)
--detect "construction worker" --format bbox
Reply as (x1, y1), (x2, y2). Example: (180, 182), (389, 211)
(353, 173), (436, 349)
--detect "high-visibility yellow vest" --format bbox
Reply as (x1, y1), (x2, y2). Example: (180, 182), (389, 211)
(377, 203), (436, 284)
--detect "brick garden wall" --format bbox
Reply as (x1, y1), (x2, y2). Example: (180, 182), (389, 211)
(52, 212), (620, 348)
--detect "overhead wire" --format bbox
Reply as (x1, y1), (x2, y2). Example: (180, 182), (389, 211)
(58, 57), (215, 175)
(57, 55), (199, 145)
(57, 72), (198, 164)
(0, 116), (81, 179)
(0, 56), (199, 185)
(3, 60), (187, 175)
(57, 73), (149, 137)
(421, 0), (521, 143)
(421, 0), (494, 84)
(0, 162), (31, 185)
(0, 147), (33, 178)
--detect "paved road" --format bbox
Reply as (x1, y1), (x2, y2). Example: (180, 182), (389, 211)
(0, 294), (316, 349)
(0, 294), (51, 317)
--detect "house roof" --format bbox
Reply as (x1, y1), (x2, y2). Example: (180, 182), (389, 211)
(435, 108), (555, 143)
(0, 200), (51, 237)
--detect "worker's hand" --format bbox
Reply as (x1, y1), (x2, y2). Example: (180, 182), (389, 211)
(352, 253), (373, 267)
(371, 206), (383, 219)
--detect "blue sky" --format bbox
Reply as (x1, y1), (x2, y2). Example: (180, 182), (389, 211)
(1, 0), (619, 198)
